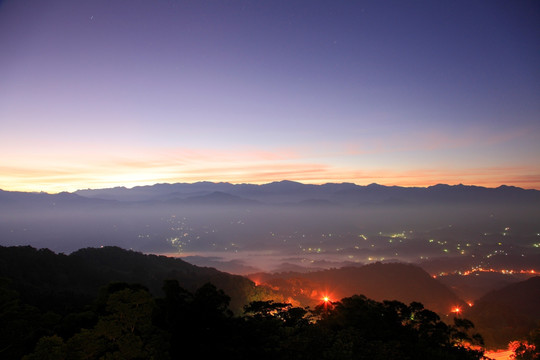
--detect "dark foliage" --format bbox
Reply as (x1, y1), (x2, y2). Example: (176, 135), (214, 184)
(1, 280), (485, 360)
(0, 245), (485, 359)
(512, 326), (540, 360)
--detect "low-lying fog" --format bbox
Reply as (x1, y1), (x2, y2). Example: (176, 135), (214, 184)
(1, 200), (538, 274)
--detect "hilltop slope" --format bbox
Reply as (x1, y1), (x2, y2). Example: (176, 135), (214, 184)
(465, 276), (540, 348)
(0, 245), (269, 313)
(249, 262), (465, 314)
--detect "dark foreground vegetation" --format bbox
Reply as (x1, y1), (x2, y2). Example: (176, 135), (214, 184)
(3, 277), (486, 360)
(0, 245), (537, 359)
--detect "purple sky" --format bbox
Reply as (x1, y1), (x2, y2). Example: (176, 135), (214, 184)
(1, 0), (539, 192)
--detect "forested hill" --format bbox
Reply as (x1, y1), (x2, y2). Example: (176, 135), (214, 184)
(249, 262), (465, 314)
(465, 276), (540, 348)
(0, 245), (269, 314)
(0, 245), (488, 360)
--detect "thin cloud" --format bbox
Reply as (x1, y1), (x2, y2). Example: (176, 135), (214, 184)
(1, 143), (539, 192)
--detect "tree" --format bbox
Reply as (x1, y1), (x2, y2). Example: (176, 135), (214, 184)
(314, 295), (484, 360)
(0, 278), (46, 360)
(244, 300), (292, 319)
(511, 327), (540, 360)
(193, 282), (233, 319)
(26, 284), (170, 360)
(22, 335), (66, 360)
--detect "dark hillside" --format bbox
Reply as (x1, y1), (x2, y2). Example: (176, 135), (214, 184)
(0, 245), (267, 313)
(250, 262), (465, 314)
(465, 276), (540, 348)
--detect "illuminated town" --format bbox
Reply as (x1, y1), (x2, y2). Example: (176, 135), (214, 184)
(148, 214), (540, 277)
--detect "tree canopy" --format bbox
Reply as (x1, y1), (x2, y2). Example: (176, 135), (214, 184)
(9, 279), (485, 360)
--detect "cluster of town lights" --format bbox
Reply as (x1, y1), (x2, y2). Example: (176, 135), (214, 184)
(433, 268), (537, 278)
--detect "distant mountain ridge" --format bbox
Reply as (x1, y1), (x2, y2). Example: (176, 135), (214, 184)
(0, 189), (116, 209)
(1, 181), (538, 209)
(67, 181), (540, 206)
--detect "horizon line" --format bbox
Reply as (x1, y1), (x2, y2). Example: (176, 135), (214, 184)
(1, 179), (536, 195)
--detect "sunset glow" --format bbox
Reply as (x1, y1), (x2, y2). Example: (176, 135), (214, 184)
(2, 144), (539, 193)
(0, 1), (539, 193)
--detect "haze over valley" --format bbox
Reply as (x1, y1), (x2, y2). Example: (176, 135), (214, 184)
(2, 181), (538, 297)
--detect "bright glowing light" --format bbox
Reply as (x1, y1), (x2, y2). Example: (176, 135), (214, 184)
(452, 306), (462, 314)
(323, 296), (330, 303)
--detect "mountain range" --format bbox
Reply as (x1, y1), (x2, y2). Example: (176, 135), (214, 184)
(1, 181), (539, 208)
(75, 181), (540, 205)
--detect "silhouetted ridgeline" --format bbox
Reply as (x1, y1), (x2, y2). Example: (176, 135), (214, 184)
(0, 189), (114, 208)
(0, 245), (267, 314)
(71, 181), (540, 205)
(3, 181), (536, 206)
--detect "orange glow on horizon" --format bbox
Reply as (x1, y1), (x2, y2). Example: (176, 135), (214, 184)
(1, 143), (539, 193)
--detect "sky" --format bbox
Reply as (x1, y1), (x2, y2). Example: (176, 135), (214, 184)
(1, 0), (539, 193)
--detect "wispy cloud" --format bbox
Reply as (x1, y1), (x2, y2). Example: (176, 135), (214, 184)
(1, 127), (539, 194)
(0, 145), (317, 192)
(2, 144), (539, 193)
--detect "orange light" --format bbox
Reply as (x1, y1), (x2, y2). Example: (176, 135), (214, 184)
(452, 306), (461, 314)
(323, 296), (330, 302)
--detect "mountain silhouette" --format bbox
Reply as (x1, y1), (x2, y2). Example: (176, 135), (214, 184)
(67, 181), (540, 206)
(0, 189), (114, 209)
